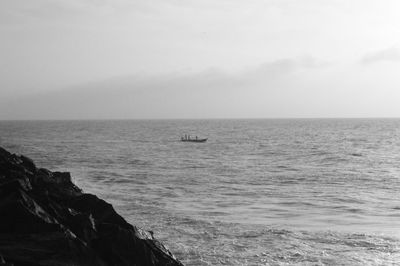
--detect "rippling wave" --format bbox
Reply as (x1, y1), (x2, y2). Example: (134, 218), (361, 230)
(1, 118), (400, 265)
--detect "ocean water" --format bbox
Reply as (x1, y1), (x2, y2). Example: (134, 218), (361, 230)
(1, 119), (400, 265)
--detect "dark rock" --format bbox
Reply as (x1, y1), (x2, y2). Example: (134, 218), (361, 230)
(0, 231), (106, 266)
(53, 171), (73, 184)
(94, 223), (157, 266)
(19, 155), (37, 174)
(0, 147), (9, 158)
(0, 254), (13, 266)
(0, 146), (184, 266)
(71, 193), (133, 230)
(0, 182), (60, 233)
(66, 212), (98, 244)
(33, 168), (82, 199)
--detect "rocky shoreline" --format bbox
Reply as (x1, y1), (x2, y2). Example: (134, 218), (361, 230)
(0, 146), (183, 266)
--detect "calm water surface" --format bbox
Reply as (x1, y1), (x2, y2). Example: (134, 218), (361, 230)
(1, 119), (400, 265)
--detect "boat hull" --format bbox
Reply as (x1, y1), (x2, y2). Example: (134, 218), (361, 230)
(181, 138), (207, 143)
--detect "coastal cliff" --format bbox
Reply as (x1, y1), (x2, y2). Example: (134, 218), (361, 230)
(0, 146), (183, 266)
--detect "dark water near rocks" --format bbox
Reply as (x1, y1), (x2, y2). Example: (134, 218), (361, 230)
(1, 119), (400, 265)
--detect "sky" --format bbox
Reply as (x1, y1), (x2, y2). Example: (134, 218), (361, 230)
(1, 0), (400, 119)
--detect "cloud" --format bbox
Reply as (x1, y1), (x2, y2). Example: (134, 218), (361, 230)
(243, 56), (329, 81)
(360, 47), (400, 65)
(0, 56), (327, 120)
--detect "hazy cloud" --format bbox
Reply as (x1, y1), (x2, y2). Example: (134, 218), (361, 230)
(1, 1), (400, 119)
(360, 47), (400, 65)
(0, 57), (338, 120)
(243, 56), (329, 83)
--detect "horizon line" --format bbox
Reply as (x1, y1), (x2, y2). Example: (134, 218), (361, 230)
(1, 117), (400, 122)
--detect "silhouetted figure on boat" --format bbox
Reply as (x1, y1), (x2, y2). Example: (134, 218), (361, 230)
(181, 134), (207, 143)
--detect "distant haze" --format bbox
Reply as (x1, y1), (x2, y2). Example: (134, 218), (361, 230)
(1, 0), (400, 119)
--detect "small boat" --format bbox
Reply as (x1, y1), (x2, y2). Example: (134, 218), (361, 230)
(181, 136), (207, 143)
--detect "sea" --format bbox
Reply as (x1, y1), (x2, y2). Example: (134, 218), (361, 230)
(1, 119), (400, 265)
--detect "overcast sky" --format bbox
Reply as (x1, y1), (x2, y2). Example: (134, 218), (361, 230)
(1, 0), (400, 119)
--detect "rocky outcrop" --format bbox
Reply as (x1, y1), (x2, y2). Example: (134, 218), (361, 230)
(0, 147), (183, 266)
